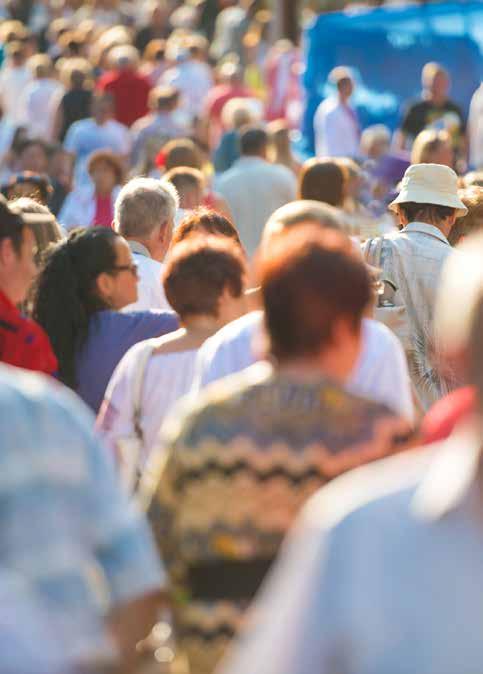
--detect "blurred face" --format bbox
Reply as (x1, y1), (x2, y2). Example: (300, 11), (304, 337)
(338, 78), (354, 100)
(429, 71), (449, 101)
(19, 144), (48, 173)
(92, 97), (112, 123)
(96, 238), (138, 309)
(90, 160), (118, 194)
(0, 227), (38, 305)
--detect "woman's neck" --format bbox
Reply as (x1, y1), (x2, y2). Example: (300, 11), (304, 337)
(183, 314), (224, 337)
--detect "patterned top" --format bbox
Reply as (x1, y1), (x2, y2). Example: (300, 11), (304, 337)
(0, 364), (163, 668)
(143, 363), (410, 674)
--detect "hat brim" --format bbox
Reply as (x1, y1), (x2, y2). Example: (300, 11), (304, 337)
(388, 189), (468, 217)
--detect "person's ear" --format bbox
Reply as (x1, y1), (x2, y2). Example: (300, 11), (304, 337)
(95, 271), (114, 305)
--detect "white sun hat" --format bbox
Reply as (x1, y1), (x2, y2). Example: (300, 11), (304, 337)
(389, 163), (468, 217)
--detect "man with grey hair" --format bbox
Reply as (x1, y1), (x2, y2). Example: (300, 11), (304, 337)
(114, 176), (178, 312)
(97, 44), (151, 127)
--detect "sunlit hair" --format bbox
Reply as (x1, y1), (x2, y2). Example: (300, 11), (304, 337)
(258, 226), (370, 362)
(163, 235), (246, 319)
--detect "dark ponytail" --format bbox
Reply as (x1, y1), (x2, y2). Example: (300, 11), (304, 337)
(32, 227), (120, 389)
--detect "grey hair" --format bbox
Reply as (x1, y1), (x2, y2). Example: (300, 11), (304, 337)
(114, 177), (179, 239)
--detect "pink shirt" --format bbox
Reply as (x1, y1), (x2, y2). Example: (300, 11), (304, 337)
(93, 194), (113, 228)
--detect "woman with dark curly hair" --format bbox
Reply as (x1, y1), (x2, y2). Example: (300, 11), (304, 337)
(32, 227), (178, 412)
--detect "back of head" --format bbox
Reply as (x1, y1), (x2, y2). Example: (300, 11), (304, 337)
(109, 44), (139, 70)
(163, 236), (246, 320)
(9, 197), (62, 260)
(298, 158), (346, 207)
(28, 54), (53, 79)
(171, 207), (243, 250)
(240, 125), (268, 157)
(32, 227), (120, 389)
(263, 200), (341, 245)
(0, 198), (25, 254)
(164, 167), (204, 203)
(411, 129), (451, 165)
(448, 187), (483, 246)
(149, 85), (179, 112)
(221, 98), (259, 131)
(257, 225), (370, 363)
(114, 176), (179, 239)
(159, 138), (203, 171)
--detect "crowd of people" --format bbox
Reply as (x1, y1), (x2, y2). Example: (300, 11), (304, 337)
(1, 1), (483, 674)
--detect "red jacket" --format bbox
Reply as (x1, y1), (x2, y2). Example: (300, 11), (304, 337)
(0, 291), (58, 376)
(97, 69), (151, 127)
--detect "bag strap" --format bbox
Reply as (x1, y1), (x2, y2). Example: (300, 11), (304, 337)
(132, 341), (156, 445)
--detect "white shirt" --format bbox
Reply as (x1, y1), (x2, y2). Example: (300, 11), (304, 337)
(347, 318), (414, 422)
(161, 60), (214, 117)
(20, 78), (64, 141)
(468, 82), (483, 169)
(0, 64), (32, 123)
(313, 96), (360, 158)
(192, 313), (414, 421)
(64, 118), (131, 187)
(123, 241), (170, 312)
(99, 338), (199, 465)
(215, 157), (297, 257)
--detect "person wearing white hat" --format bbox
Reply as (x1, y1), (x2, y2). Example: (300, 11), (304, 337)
(365, 162), (467, 410)
(313, 66), (360, 158)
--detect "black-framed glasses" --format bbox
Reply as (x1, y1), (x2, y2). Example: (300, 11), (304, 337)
(109, 262), (139, 278)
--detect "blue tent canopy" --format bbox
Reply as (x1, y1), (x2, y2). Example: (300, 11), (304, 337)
(301, 1), (483, 155)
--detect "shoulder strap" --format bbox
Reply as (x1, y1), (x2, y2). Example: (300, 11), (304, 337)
(132, 342), (155, 444)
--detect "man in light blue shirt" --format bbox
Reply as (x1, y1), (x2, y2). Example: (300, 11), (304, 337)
(0, 364), (163, 670)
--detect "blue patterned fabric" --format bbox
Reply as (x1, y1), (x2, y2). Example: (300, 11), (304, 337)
(0, 365), (163, 666)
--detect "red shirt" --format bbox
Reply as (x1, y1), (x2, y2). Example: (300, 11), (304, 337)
(421, 386), (476, 445)
(93, 194), (113, 228)
(0, 290), (58, 376)
(203, 83), (254, 124)
(96, 69), (151, 127)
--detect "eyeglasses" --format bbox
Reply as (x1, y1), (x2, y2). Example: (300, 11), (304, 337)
(109, 263), (139, 278)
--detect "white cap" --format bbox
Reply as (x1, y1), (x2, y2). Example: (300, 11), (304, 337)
(389, 163), (468, 217)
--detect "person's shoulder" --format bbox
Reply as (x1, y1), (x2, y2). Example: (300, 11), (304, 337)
(162, 362), (272, 445)
(134, 254), (163, 274)
(300, 443), (435, 537)
(114, 308), (177, 329)
(204, 311), (263, 349)
(361, 317), (404, 354)
(0, 363), (94, 433)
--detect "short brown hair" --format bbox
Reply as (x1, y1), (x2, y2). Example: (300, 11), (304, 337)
(164, 167), (204, 196)
(163, 236), (246, 319)
(158, 138), (203, 171)
(448, 187), (483, 246)
(87, 150), (125, 184)
(259, 226), (370, 362)
(298, 158), (346, 207)
(171, 208), (243, 250)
